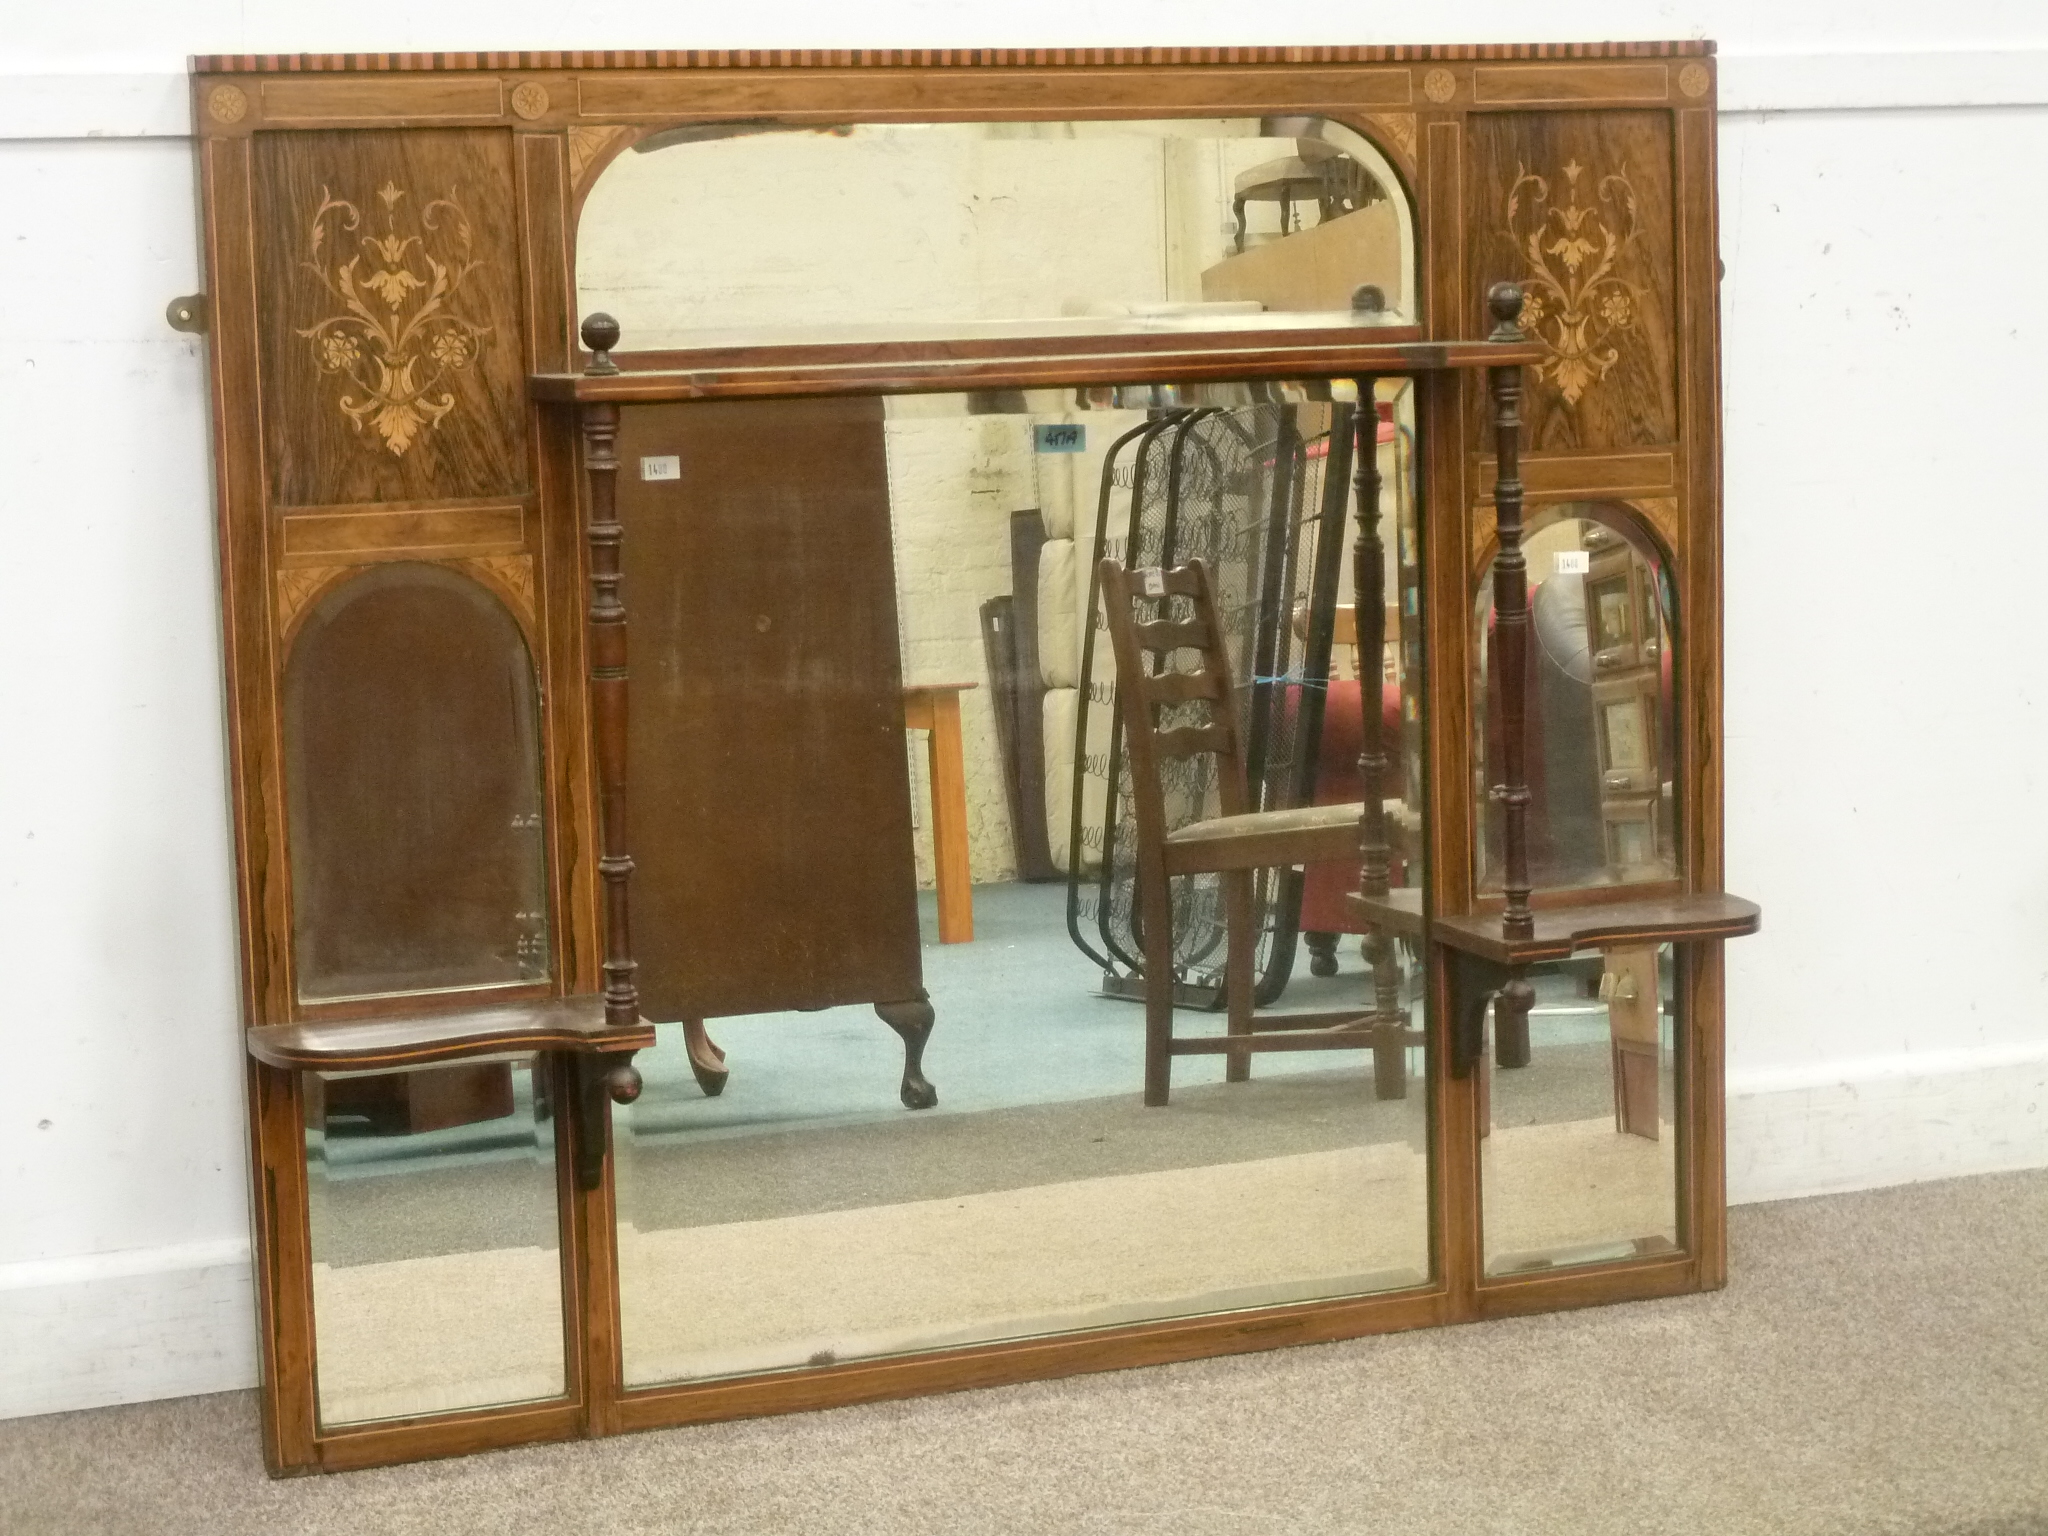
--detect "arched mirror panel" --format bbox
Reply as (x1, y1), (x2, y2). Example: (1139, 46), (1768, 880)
(283, 563), (551, 1003)
(1473, 504), (1677, 896)
(576, 116), (1416, 347)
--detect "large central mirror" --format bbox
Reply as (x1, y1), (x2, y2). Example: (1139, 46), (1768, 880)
(576, 111), (1431, 1388)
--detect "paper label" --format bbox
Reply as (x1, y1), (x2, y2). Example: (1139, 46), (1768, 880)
(641, 455), (681, 481)
(1554, 550), (1591, 575)
(1034, 423), (1085, 454)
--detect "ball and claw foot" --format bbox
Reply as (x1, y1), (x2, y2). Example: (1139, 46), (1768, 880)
(874, 994), (938, 1110)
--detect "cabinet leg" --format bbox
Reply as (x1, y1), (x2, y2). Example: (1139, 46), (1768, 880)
(682, 1019), (728, 1098)
(874, 992), (939, 1110)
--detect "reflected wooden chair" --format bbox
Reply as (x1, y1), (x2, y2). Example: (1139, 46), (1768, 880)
(1096, 557), (1420, 1107)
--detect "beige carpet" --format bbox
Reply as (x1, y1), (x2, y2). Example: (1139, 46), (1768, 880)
(10, 1169), (2045, 1536)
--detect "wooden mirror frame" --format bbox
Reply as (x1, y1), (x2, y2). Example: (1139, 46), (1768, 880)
(188, 42), (1753, 1475)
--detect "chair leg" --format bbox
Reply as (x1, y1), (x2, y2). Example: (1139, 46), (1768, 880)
(1138, 862), (1175, 1107)
(1366, 930), (1408, 1101)
(1222, 869), (1254, 1084)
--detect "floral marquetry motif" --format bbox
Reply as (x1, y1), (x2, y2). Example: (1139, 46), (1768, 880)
(1505, 160), (1643, 406)
(458, 553), (539, 631)
(297, 183), (494, 456)
(1362, 112), (1418, 166)
(1469, 109), (1677, 453)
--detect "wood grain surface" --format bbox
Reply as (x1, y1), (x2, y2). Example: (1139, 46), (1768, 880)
(1465, 110), (1678, 453)
(252, 129), (530, 506)
(616, 397), (922, 1021)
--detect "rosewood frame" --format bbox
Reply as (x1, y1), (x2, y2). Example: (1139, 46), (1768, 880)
(188, 42), (1752, 1475)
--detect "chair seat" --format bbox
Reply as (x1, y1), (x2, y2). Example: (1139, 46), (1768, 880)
(1162, 800), (1363, 875)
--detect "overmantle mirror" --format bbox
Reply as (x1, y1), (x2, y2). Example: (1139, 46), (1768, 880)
(187, 43), (1752, 1475)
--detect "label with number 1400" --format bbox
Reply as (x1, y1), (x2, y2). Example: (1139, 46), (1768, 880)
(1554, 550), (1591, 575)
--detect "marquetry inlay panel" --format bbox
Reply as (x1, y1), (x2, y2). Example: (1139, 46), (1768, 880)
(1467, 111), (1678, 453)
(252, 129), (530, 508)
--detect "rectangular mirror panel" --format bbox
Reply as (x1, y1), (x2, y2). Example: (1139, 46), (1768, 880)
(305, 1056), (566, 1426)
(1481, 943), (1680, 1276)
(614, 382), (1430, 1385)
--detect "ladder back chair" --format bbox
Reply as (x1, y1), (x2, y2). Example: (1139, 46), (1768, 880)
(1096, 557), (1421, 1106)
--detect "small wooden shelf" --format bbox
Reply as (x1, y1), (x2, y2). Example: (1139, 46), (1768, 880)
(245, 995), (655, 1074)
(1345, 886), (1426, 939)
(1431, 893), (1761, 966)
(528, 325), (1546, 405)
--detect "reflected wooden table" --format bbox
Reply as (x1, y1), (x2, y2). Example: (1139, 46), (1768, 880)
(902, 682), (975, 944)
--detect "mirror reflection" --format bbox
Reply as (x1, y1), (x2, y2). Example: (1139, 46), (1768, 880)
(1481, 943), (1680, 1274)
(611, 381), (1429, 1386)
(283, 563), (551, 1003)
(577, 116), (1415, 349)
(304, 1056), (564, 1426)
(1474, 506), (1676, 893)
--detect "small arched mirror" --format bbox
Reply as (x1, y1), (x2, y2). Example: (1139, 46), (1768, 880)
(1473, 504), (1676, 894)
(283, 563), (550, 1002)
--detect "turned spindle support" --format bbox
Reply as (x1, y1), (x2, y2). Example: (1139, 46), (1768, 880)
(1485, 281), (1535, 1066)
(572, 310), (643, 1187)
(1349, 377), (1407, 1098)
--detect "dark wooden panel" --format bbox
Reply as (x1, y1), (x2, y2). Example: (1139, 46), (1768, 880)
(284, 562), (550, 1001)
(252, 128), (530, 507)
(1466, 111), (1678, 452)
(619, 398), (922, 1021)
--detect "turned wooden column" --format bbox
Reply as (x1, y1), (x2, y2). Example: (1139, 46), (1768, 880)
(579, 313), (638, 1030)
(1350, 378), (1406, 1097)
(1485, 283), (1537, 1061)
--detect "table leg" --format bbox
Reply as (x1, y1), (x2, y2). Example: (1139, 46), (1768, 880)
(925, 689), (974, 943)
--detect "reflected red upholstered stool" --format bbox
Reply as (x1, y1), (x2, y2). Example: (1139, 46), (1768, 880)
(1299, 677), (1404, 975)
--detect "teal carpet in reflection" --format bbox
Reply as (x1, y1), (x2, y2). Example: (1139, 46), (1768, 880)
(624, 879), (1399, 1144)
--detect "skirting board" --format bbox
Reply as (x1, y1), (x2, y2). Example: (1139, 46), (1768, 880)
(1726, 1043), (2048, 1205)
(0, 1241), (255, 1421)
(5, 1046), (2044, 1422)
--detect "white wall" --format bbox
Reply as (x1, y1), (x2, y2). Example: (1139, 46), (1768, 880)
(5, 0), (2048, 1418)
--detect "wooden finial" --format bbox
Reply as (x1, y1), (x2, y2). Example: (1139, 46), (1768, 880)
(1487, 281), (1526, 343)
(581, 312), (621, 376)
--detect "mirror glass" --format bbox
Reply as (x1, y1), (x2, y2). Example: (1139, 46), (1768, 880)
(611, 379), (1430, 1387)
(304, 1055), (565, 1426)
(577, 117), (1414, 350)
(284, 563), (551, 1003)
(1481, 943), (1680, 1274)
(1473, 507), (1676, 893)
